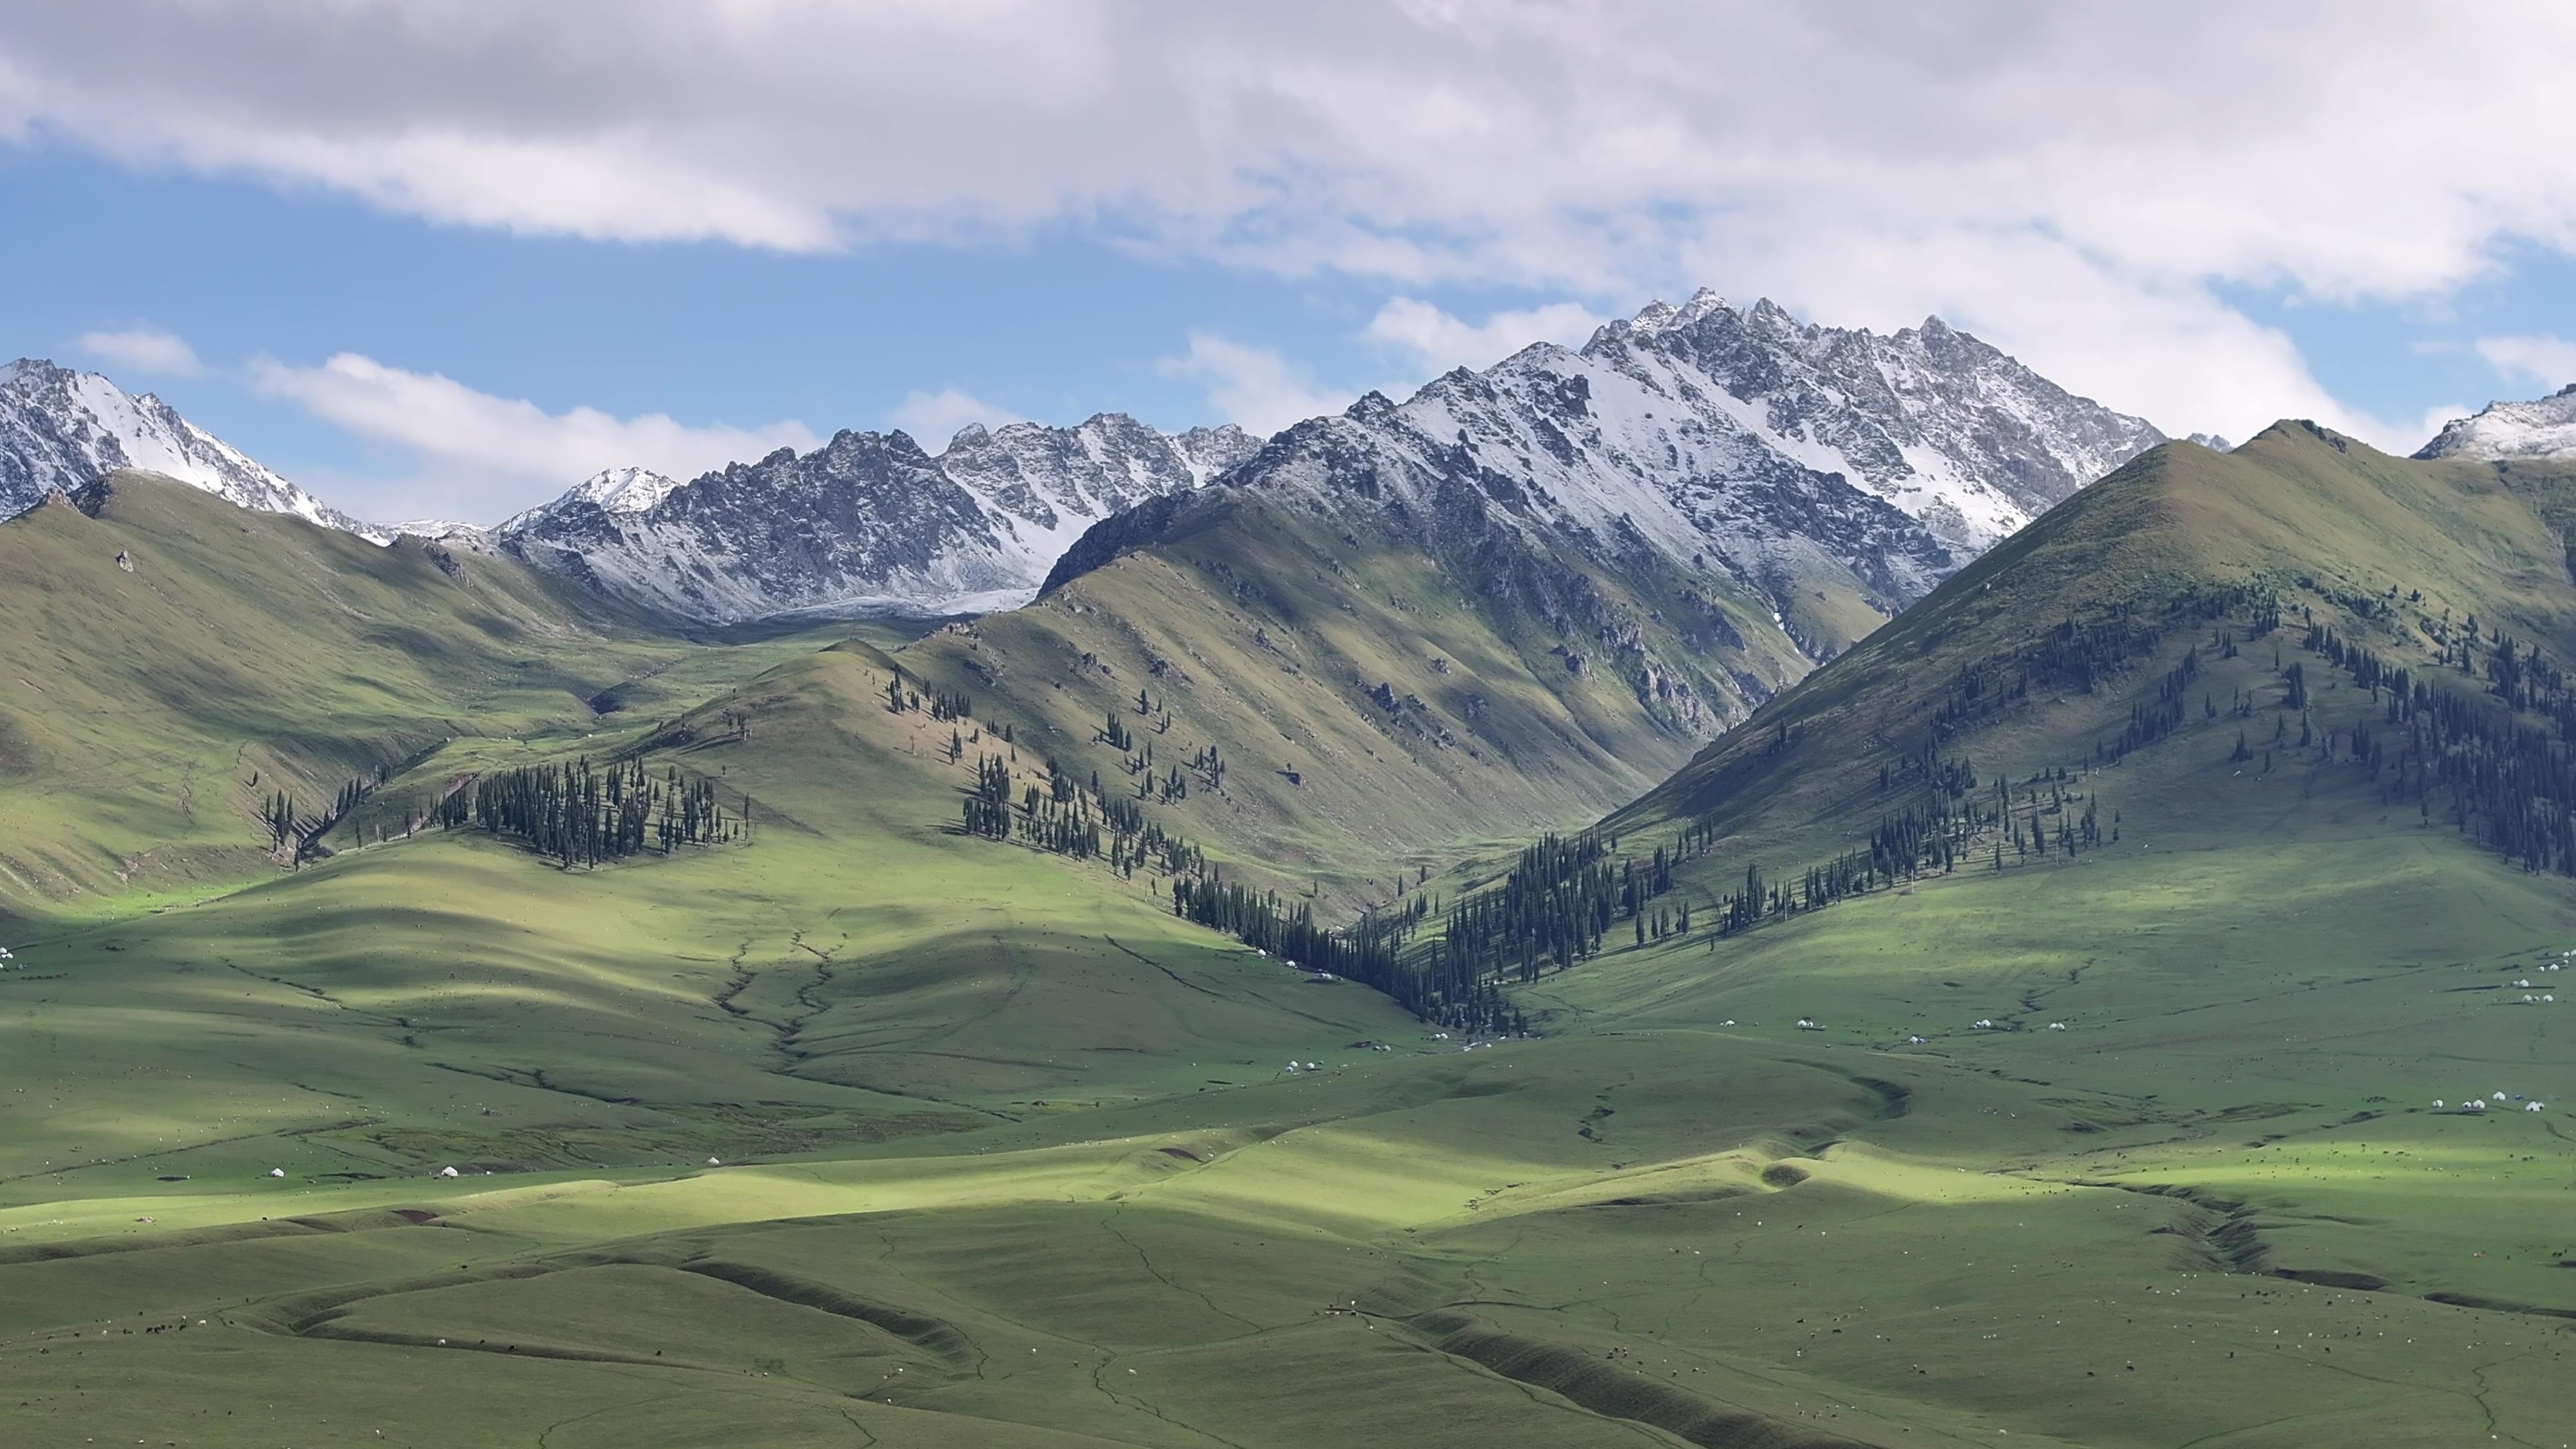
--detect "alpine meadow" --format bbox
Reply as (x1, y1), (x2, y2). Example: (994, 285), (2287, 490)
(5, 7), (2576, 1448)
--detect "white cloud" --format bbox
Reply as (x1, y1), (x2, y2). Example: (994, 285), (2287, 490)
(248, 352), (816, 521)
(1159, 334), (1353, 435)
(2412, 403), (2476, 448)
(889, 388), (1021, 443)
(1361, 298), (1604, 374)
(9, 5), (2576, 435)
(2475, 335), (2576, 390)
(74, 325), (201, 377)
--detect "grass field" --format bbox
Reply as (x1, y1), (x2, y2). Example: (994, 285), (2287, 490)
(7, 656), (2573, 1446)
(6, 449), (2576, 1445)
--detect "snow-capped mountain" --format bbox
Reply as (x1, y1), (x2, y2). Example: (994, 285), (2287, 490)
(0, 358), (380, 537)
(1052, 292), (2161, 637)
(1591, 292), (2162, 551)
(2415, 384), (2576, 462)
(500, 414), (1258, 621)
(506, 294), (2152, 627)
(561, 466), (686, 516)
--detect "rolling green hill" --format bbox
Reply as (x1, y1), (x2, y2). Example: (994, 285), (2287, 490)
(893, 484), (1831, 909)
(0, 471), (914, 918)
(1602, 423), (2576, 867)
(5, 439), (2576, 1446)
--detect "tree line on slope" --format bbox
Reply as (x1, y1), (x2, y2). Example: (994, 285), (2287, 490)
(2304, 618), (2576, 874)
(429, 756), (743, 867)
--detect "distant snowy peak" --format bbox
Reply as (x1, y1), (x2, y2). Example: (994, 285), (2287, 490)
(500, 412), (1254, 622)
(1585, 291), (2164, 551)
(382, 519), (491, 544)
(2415, 384), (2576, 462)
(0, 357), (380, 539)
(571, 466), (684, 514)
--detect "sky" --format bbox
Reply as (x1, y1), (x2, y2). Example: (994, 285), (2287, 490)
(3, 1), (2574, 525)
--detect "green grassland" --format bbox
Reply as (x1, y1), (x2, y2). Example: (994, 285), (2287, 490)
(4, 446), (2576, 1446)
(0, 474), (919, 917)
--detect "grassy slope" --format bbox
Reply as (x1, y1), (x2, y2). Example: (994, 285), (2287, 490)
(0, 472), (912, 917)
(1604, 426), (2576, 861)
(1466, 426), (2576, 1439)
(5, 440), (2576, 1445)
(896, 491), (1828, 908)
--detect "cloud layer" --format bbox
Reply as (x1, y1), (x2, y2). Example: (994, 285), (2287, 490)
(11, 3), (2576, 449)
(248, 352), (817, 522)
(889, 388), (1022, 443)
(1158, 334), (1356, 436)
(2475, 336), (2576, 392)
(1362, 298), (1606, 376)
(76, 326), (201, 377)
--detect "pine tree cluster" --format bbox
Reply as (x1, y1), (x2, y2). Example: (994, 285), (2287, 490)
(2306, 620), (2576, 873)
(445, 757), (740, 867)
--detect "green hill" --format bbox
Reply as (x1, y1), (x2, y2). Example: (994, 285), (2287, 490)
(1602, 423), (2576, 866)
(6, 441), (2576, 1446)
(1385, 424), (2576, 1440)
(0, 472), (907, 917)
(893, 484), (1831, 908)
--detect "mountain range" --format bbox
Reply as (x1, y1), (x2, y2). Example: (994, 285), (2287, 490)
(10, 317), (2569, 642)
(2, 296), (2167, 626)
(494, 292), (2170, 625)
(492, 413), (1258, 620)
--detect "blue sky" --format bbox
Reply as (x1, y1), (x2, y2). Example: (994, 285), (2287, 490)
(4, 4), (2573, 523)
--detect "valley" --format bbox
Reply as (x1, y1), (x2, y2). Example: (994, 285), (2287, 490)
(4, 413), (2575, 1446)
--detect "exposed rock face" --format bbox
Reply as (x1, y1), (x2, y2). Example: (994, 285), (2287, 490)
(0, 358), (379, 537)
(500, 415), (1258, 621)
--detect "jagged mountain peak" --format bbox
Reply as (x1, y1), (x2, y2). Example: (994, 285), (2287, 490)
(500, 411), (1265, 622)
(1565, 297), (2162, 551)
(2416, 384), (2576, 462)
(1, 356), (382, 539)
(568, 465), (684, 514)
